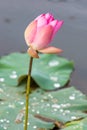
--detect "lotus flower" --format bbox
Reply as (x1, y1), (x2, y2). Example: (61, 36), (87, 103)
(24, 13), (64, 58)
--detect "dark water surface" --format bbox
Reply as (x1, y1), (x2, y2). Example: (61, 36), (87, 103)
(0, 0), (87, 93)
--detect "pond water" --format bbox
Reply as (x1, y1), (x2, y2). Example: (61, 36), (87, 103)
(0, 0), (87, 93)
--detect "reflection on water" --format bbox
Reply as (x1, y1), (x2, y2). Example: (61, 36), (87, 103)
(0, 0), (87, 93)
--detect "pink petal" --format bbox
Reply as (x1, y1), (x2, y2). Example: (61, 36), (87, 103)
(49, 20), (58, 28)
(45, 13), (51, 19)
(54, 20), (64, 33)
(37, 16), (47, 27)
(32, 25), (53, 50)
(39, 46), (63, 54)
(49, 20), (64, 36)
(24, 20), (37, 46)
(27, 47), (39, 58)
(45, 13), (54, 23)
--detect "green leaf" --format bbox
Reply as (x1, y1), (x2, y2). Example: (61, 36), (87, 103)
(29, 87), (87, 123)
(0, 83), (54, 130)
(0, 53), (86, 130)
(0, 84), (87, 130)
(0, 53), (74, 90)
(62, 118), (87, 130)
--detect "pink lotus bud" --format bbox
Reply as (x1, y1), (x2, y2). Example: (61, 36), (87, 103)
(24, 13), (64, 58)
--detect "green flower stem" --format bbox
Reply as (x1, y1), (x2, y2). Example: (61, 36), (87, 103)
(24, 56), (33, 130)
